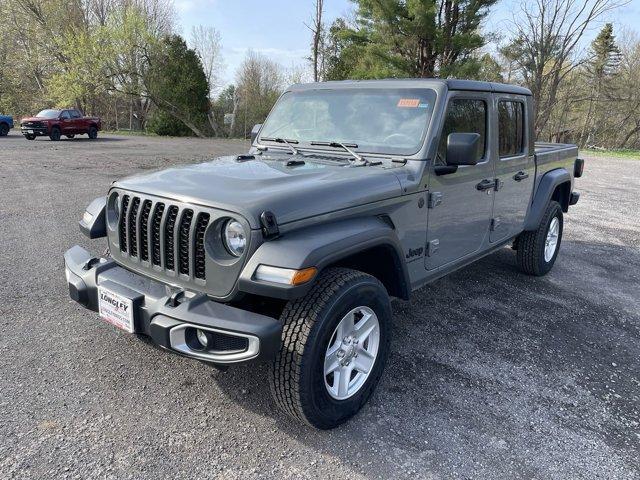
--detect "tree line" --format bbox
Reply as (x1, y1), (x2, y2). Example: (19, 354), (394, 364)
(1, 0), (637, 149)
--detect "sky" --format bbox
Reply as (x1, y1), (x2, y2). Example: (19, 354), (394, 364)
(175, 0), (640, 90)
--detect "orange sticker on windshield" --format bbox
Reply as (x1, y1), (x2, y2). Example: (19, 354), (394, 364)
(397, 98), (420, 108)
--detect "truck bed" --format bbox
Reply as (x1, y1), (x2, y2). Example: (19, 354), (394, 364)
(534, 142), (578, 188)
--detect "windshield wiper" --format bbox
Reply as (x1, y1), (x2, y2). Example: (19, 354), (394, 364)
(310, 141), (366, 164)
(261, 137), (299, 155)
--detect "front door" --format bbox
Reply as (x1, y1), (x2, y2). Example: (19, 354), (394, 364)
(59, 110), (73, 135)
(490, 96), (535, 242)
(425, 93), (496, 270)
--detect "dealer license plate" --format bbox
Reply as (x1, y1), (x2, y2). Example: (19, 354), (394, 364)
(98, 286), (135, 333)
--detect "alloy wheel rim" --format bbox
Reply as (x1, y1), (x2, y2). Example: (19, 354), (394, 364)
(324, 306), (380, 401)
(544, 217), (560, 262)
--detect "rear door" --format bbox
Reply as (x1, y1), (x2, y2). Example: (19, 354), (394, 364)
(489, 96), (534, 242)
(425, 92), (496, 270)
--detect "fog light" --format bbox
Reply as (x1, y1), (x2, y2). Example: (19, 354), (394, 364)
(196, 329), (209, 348)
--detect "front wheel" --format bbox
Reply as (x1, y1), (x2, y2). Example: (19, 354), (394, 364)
(88, 126), (98, 139)
(49, 127), (61, 141)
(270, 267), (392, 429)
(0, 123), (9, 136)
(25, 134), (36, 140)
(516, 200), (563, 276)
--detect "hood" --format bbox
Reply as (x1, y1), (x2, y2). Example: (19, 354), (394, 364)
(113, 153), (403, 228)
(21, 116), (50, 123)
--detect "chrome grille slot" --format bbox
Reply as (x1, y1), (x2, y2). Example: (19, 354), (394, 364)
(151, 203), (165, 266)
(128, 197), (141, 257)
(119, 195), (130, 251)
(194, 213), (210, 280)
(164, 206), (179, 271)
(139, 200), (152, 261)
(178, 209), (194, 275)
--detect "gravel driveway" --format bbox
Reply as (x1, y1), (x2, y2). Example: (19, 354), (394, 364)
(0, 133), (638, 479)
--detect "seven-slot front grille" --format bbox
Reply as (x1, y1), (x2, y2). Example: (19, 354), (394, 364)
(117, 194), (210, 282)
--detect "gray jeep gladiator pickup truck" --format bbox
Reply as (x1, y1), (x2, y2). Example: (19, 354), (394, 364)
(64, 79), (583, 429)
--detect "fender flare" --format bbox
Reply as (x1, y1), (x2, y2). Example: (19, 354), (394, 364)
(79, 196), (107, 239)
(238, 217), (410, 300)
(523, 168), (571, 231)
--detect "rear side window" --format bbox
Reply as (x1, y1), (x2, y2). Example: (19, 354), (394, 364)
(70, 110), (82, 119)
(60, 111), (71, 120)
(498, 101), (525, 157)
(437, 99), (486, 165)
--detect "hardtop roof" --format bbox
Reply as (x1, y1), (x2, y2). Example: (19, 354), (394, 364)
(289, 78), (532, 96)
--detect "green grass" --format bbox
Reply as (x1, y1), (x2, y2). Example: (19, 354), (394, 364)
(582, 148), (640, 159)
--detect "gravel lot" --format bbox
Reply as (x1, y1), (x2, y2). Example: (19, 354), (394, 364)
(0, 132), (638, 479)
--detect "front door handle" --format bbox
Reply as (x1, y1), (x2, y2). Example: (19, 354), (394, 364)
(514, 171), (529, 182)
(476, 179), (494, 191)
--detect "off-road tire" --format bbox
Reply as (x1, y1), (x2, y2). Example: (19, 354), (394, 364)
(516, 200), (563, 276)
(49, 127), (61, 141)
(0, 123), (9, 136)
(25, 134), (36, 140)
(270, 267), (392, 429)
(88, 126), (98, 139)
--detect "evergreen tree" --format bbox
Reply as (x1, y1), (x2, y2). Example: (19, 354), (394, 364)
(580, 23), (621, 146)
(145, 35), (211, 137)
(587, 23), (621, 79)
(326, 0), (498, 80)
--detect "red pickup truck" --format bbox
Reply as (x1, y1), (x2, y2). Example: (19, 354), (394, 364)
(21, 109), (101, 141)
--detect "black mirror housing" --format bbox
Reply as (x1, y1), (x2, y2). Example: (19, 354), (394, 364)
(251, 124), (262, 144)
(446, 133), (481, 166)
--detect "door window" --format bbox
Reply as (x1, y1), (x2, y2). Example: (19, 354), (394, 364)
(70, 110), (82, 119)
(437, 99), (487, 165)
(498, 101), (525, 157)
(60, 111), (71, 120)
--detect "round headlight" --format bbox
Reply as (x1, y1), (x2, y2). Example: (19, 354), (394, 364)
(223, 220), (246, 257)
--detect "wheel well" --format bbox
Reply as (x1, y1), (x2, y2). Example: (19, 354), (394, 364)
(551, 181), (571, 212)
(326, 244), (409, 300)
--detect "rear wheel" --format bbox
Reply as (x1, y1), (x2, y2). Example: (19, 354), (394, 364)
(88, 126), (98, 139)
(270, 267), (392, 429)
(0, 123), (9, 136)
(516, 200), (563, 276)
(49, 127), (61, 141)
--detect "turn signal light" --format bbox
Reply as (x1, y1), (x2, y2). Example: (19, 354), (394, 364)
(254, 265), (317, 285)
(291, 267), (318, 285)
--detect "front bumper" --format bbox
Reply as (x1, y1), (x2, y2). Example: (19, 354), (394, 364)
(64, 245), (282, 364)
(21, 127), (48, 136)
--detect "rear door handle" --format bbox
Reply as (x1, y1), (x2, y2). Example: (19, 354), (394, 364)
(476, 179), (494, 191)
(514, 171), (529, 182)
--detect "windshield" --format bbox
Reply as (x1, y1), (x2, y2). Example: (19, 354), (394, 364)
(259, 88), (436, 156)
(36, 109), (61, 119)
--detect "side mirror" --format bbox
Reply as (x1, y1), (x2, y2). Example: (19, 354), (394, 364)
(446, 133), (481, 166)
(251, 124), (262, 144)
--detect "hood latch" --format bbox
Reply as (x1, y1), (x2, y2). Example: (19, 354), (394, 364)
(260, 211), (280, 240)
